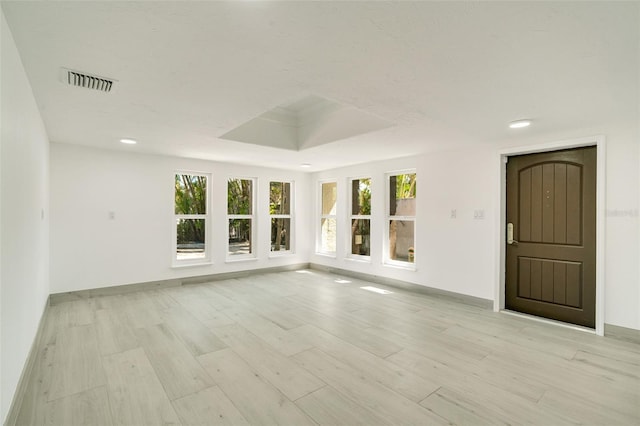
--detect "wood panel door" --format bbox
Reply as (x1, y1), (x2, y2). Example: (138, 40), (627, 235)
(506, 147), (596, 328)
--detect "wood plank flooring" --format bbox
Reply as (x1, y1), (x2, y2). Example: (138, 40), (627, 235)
(13, 270), (640, 425)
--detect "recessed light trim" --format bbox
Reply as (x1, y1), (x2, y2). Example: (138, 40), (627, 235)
(300, 163), (311, 168)
(120, 138), (137, 145)
(509, 120), (532, 129)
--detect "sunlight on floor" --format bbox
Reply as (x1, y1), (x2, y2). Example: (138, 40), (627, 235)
(360, 286), (393, 295)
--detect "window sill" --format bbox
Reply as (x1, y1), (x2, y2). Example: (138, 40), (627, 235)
(171, 261), (212, 269)
(225, 256), (258, 263)
(345, 256), (371, 264)
(315, 252), (337, 259)
(269, 251), (294, 258)
(383, 261), (416, 272)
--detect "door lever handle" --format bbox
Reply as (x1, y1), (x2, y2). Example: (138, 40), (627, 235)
(507, 223), (519, 245)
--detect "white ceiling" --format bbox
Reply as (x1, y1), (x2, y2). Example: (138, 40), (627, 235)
(2, 1), (638, 171)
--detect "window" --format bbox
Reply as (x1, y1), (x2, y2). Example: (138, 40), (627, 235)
(318, 181), (337, 254)
(386, 172), (416, 265)
(174, 173), (210, 265)
(270, 181), (292, 253)
(350, 177), (371, 257)
(228, 178), (255, 258)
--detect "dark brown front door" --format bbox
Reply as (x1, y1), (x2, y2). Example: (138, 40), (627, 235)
(506, 147), (596, 328)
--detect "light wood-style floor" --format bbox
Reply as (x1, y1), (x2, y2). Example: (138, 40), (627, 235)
(13, 269), (640, 425)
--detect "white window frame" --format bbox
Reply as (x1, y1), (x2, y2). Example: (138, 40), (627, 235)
(348, 176), (372, 261)
(384, 170), (417, 269)
(172, 171), (211, 267)
(269, 180), (294, 256)
(317, 179), (338, 256)
(227, 177), (257, 261)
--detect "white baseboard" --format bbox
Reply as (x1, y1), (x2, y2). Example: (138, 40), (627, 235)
(4, 299), (50, 426)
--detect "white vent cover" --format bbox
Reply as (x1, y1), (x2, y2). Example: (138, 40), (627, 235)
(59, 68), (116, 93)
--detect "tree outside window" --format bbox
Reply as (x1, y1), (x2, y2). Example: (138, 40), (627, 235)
(228, 178), (255, 257)
(174, 173), (209, 264)
(270, 181), (292, 252)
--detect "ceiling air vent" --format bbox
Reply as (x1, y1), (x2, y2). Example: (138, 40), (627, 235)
(60, 68), (116, 93)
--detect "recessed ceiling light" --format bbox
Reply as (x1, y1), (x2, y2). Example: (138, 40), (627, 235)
(509, 120), (532, 129)
(300, 163), (311, 168)
(120, 138), (137, 145)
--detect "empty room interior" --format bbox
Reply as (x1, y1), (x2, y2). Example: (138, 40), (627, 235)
(1, 1), (640, 425)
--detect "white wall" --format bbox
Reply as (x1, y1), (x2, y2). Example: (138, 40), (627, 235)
(50, 143), (311, 293)
(311, 125), (640, 331)
(0, 9), (51, 423)
(600, 123), (639, 330)
(310, 150), (497, 301)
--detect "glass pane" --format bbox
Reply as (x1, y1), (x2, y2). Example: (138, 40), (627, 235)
(389, 173), (416, 216)
(270, 182), (291, 215)
(389, 220), (415, 262)
(351, 219), (370, 256)
(271, 218), (291, 252)
(351, 178), (371, 215)
(228, 219), (252, 255)
(320, 218), (336, 253)
(175, 174), (207, 214)
(176, 218), (206, 260)
(321, 182), (337, 215)
(228, 179), (253, 215)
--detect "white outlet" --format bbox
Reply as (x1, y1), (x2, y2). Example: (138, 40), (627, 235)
(450, 209), (457, 219)
(108, 211), (115, 220)
(474, 209), (485, 220)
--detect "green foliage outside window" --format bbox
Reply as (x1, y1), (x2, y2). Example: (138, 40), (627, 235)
(394, 174), (416, 199)
(228, 179), (253, 254)
(270, 181), (290, 215)
(175, 174), (207, 251)
(228, 178), (252, 215)
(270, 182), (291, 251)
(175, 174), (207, 214)
(354, 178), (372, 215)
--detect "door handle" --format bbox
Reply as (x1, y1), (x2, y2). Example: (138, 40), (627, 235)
(507, 223), (519, 245)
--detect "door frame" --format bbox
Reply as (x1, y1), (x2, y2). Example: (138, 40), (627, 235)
(494, 135), (606, 335)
